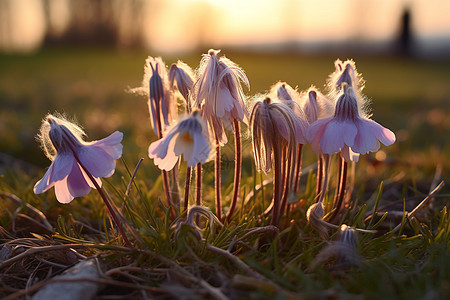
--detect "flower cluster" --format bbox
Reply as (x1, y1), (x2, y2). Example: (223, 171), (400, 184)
(34, 53), (396, 241)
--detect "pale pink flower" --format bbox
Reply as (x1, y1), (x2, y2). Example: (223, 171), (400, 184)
(169, 61), (196, 112)
(328, 59), (363, 93)
(34, 114), (123, 204)
(194, 49), (249, 145)
(306, 86), (395, 162)
(327, 59), (369, 118)
(149, 111), (210, 171)
(270, 82), (309, 142)
(131, 57), (177, 134)
(250, 97), (307, 173)
(271, 81), (296, 102)
(301, 86), (334, 124)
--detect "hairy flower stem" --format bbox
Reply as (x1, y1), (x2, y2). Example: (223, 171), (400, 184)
(280, 144), (293, 218)
(334, 156), (343, 204)
(271, 143), (282, 226)
(281, 146), (287, 197)
(330, 156), (347, 221)
(226, 120), (241, 223)
(293, 144), (304, 194)
(315, 155), (324, 202)
(317, 154), (330, 205)
(154, 101), (176, 218)
(196, 162), (202, 206)
(195, 162), (202, 225)
(69, 149), (132, 248)
(171, 166), (181, 211)
(184, 166), (192, 211)
(214, 134), (222, 221)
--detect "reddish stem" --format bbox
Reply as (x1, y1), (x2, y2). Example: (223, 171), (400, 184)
(72, 152), (132, 248)
(271, 143), (282, 226)
(184, 166), (191, 211)
(226, 120), (241, 223)
(293, 144), (304, 194)
(214, 134), (222, 221)
(317, 154), (330, 205)
(330, 156), (347, 221)
(280, 144), (292, 218)
(154, 95), (176, 218)
(196, 162), (202, 206)
(315, 155), (323, 202)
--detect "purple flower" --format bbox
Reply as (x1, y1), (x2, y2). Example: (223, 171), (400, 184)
(301, 86), (334, 124)
(34, 114), (123, 204)
(169, 61), (196, 112)
(194, 49), (249, 145)
(327, 59), (370, 118)
(131, 57), (177, 134)
(306, 86), (395, 162)
(149, 111), (210, 171)
(250, 97), (308, 173)
(269, 82), (309, 143)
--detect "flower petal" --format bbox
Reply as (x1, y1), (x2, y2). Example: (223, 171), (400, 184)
(174, 132), (194, 164)
(92, 131), (123, 159)
(77, 146), (115, 178)
(292, 114), (309, 144)
(190, 131), (210, 167)
(152, 136), (179, 171)
(149, 127), (179, 159)
(368, 119), (396, 146)
(306, 117), (333, 154)
(54, 177), (73, 204)
(352, 118), (395, 154)
(34, 153), (74, 194)
(67, 162), (92, 198)
(215, 85), (235, 118)
(34, 163), (55, 194)
(320, 120), (357, 155)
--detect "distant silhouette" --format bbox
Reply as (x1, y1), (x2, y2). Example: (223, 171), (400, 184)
(396, 7), (413, 56)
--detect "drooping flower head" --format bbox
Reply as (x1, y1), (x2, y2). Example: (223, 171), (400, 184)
(250, 97), (308, 173)
(271, 81), (296, 102)
(269, 82), (309, 142)
(270, 82), (303, 115)
(131, 57), (177, 135)
(149, 110), (210, 171)
(34, 114), (123, 204)
(328, 59), (364, 93)
(301, 86), (334, 124)
(306, 85), (396, 162)
(194, 49), (250, 145)
(327, 59), (369, 118)
(169, 61), (196, 113)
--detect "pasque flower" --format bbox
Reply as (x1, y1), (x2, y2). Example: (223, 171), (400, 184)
(250, 96), (308, 225)
(131, 56), (177, 135)
(301, 86), (334, 124)
(306, 85), (396, 162)
(328, 59), (363, 94)
(194, 49), (249, 221)
(34, 114), (123, 204)
(194, 49), (249, 145)
(149, 111), (210, 171)
(328, 59), (370, 117)
(270, 82), (310, 194)
(169, 61), (196, 112)
(251, 97), (307, 173)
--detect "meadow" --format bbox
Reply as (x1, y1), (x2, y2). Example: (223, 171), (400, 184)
(0, 46), (449, 299)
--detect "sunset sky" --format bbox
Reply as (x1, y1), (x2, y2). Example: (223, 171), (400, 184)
(1, 0), (449, 54)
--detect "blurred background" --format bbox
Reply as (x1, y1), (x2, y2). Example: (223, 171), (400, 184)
(0, 0), (449, 190)
(1, 0), (450, 56)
